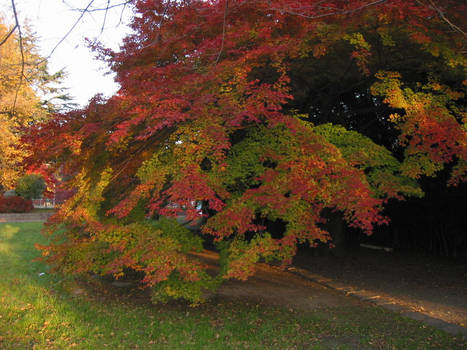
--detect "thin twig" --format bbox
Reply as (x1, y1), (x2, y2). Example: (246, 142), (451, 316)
(0, 24), (17, 47)
(91, 0), (111, 44)
(109, 127), (174, 182)
(118, 2), (128, 26)
(100, 0), (111, 36)
(42, 0), (96, 61)
(140, 1), (172, 49)
(270, 0), (387, 20)
(214, 0), (228, 65)
(11, 0), (25, 114)
(69, 1), (131, 13)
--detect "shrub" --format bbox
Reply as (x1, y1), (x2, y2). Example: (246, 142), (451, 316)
(0, 196), (34, 213)
(15, 174), (46, 200)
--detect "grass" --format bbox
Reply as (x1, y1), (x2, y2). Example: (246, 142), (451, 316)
(0, 222), (465, 349)
(31, 208), (55, 213)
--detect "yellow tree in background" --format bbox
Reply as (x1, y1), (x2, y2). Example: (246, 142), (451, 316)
(0, 20), (57, 190)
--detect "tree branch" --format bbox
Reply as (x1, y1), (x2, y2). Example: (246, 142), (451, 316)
(215, 0), (229, 65)
(0, 24), (17, 47)
(426, 0), (467, 38)
(69, 1), (132, 13)
(11, 0), (25, 114)
(92, 0), (111, 44)
(141, 1), (172, 50)
(269, 0), (387, 20)
(44, 0), (96, 61)
(118, 1), (129, 26)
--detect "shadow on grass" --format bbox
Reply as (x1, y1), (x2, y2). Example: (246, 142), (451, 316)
(0, 223), (465, 350)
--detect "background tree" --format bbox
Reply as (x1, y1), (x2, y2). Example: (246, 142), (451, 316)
(0, 114), (22, 191)
(27, 0), (466, 303)
(14, 173), (45, 199)
(0, 19), (64, 191)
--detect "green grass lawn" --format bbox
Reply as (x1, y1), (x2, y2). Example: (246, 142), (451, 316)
(0, 223), (465, 349)
(31, 208), (55, 213)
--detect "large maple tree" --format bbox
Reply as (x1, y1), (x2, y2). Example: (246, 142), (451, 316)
(28, 0), (466, 303)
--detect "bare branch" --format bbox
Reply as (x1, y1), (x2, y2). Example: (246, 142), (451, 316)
(91, 0), (111, 44)
(118, 1), (129, 26)
(11, 0), (25, 114)
(36, 0), (131, 63)
(0, 24), (17, 47)
(100, 0), (111, 36)
(44, 0), (96, 60)
(69, 1), (132, 13)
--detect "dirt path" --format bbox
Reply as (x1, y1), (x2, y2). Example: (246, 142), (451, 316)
(193, 249), (467, 336)
(293, 248), (467, 332)
(195, 250), (367, 310)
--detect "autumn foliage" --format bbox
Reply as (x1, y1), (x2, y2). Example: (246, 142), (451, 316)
(0, 20), (63, 191)
(26, 0), (466, 303)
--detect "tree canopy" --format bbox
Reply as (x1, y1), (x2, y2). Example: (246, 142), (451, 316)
(0, 19), (62, 191)
(15, 173), (46, 199)
(27, 0), (466, 303)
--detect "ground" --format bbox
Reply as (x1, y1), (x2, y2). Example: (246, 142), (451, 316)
(197, 250), (368, 310)
(109, 246), (467, 336)
(1, 213), (466, 341)
(293, 248), (467, 329)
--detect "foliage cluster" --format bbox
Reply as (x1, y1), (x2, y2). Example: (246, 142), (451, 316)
(0, 196), (33, 213)
(26, 0), (466, 303)
(15, 173), (46, 200)
(0, 19), (63, 191)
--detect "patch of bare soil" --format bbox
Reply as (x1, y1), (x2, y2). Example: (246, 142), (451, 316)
(195, 250), (368, 310)
(293, 247), (467, 327)
(82, 250), (369, 311)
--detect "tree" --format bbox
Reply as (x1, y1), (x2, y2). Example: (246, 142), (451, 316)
(15, 173), (46, 199)
(0, 19), (61, 191)
(0, 114), (22, 191)
(27, 0), (466, 303)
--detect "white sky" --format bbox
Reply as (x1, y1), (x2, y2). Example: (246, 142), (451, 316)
(0, 0), (133, 107)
